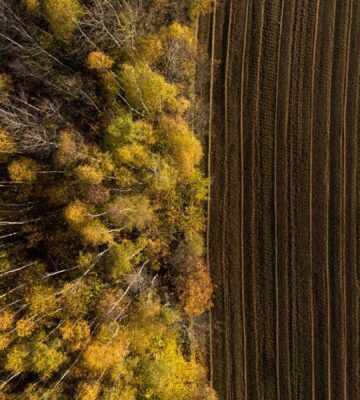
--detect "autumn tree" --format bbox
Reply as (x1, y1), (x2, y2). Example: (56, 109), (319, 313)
(44, 0), (83, 41)
(107, 195), (154, 231)
(158, 117), (203, 176)
(7, 157), (39, 183)
(179, 259), (213, 317)
(119, 63), (183, 115)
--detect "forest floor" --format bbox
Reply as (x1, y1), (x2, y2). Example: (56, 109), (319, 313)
(198, 0), (360, 398)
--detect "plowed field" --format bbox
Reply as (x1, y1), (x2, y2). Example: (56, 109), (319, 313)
(198, 0), (360, 398)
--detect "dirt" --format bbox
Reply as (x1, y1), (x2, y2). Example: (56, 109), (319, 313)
(198, 0), (360, 399)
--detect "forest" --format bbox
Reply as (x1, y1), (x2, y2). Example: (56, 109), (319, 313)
(0, 0), (216, 398)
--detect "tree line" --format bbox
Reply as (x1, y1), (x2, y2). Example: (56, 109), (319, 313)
(0, 0), (216, 398)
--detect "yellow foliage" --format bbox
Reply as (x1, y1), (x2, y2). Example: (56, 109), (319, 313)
(76, 382), (100, 400)
(180, 259), (212, 317)
(116, 143), (150, 168)
(60, 320), (90, 351)
(45, 0), (83, 41)
(0, 334), (10, 351)
(26, 285), (58, 315)
(80, 220), (113, 246)
(5, 344), (28, 373)
(0, 129), (16, 162)
(0, 310), (14, 331)
(64, 200), (91, 228)
(190, 0), (214, 18)
(54, 130), (83, 167)
(119, 63), (181, 115)
(100, 71), (120, 101)
(75, 164), (105, 185)
(82, 339), (126, 374)
(141, 337), (203, 399)
(86, 51), (114, 70)
(31, 342), (67, 377)
(158, 117), (203, 176)
(16, 319), (35, 337)
(22, 0), (39, 13)
(136, 35), (163, 63)
(163, 22), (196, 50)
(8, 157), (39, 183)
(0, 74), (13, 99)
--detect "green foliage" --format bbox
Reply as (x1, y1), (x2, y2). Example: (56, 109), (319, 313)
(104, 111), (148, 150)
(44, 0), (83, 41)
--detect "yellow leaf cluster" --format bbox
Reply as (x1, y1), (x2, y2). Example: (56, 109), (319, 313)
(75, 164), (105, 185)
(26, 285), (58, 315)
(8, 157), (39, 183)
(16, 319), (35, 337)
(22, 0), (39, 13)
(0, 310), (14, 331)
(76, 382), (100, 400)
(180, 259), (212, 317)
(0, 334), (10, 351)
(5, 344), (28, 373)
(61, 320), (90, 351)
(116, 143), (150, 168)
(64, 200), (91, 228)
(159, 117), (202, 176)
(82, 339), (126, 374)
(86, 51), (114, 70)
(44, 0), (83, 41)
(80, 220), (113, 246)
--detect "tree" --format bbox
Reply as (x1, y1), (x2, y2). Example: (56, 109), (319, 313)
(75, 382), (100, 400)
(60, 320), (90, 351)
(115, 143), (150, 169)
(31, 342), (67, 378)
(179, 259), (213, 317)
(158, 117), (203, 176)
(7, 157), (39, 182)
(82, 338), (126, 375)
(22, 0), (40, 14)
(64, 200), (92, 229)
(119, 63), (182, 115)
(105, 241), (145, 280)
(80, 220), (113, 246)
(16, 319), (35, 338)
(75, 164), (105, 185)
(44, 0), (83, 41)
(138, 336), (204, 399)
(0, 310), (14, 332)
(107, 195), (154, 231)
(5, 344), (28, 374)
(25, 285), (58, 315)
(104, 111), (147, 151)
(0, 129), (16, 162)
(160, 22), (196, 82)
(189, 0), (214, 18)
(86, 51), (114, 70)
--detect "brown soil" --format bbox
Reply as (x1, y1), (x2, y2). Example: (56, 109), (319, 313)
(198, 0), (360, 398)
